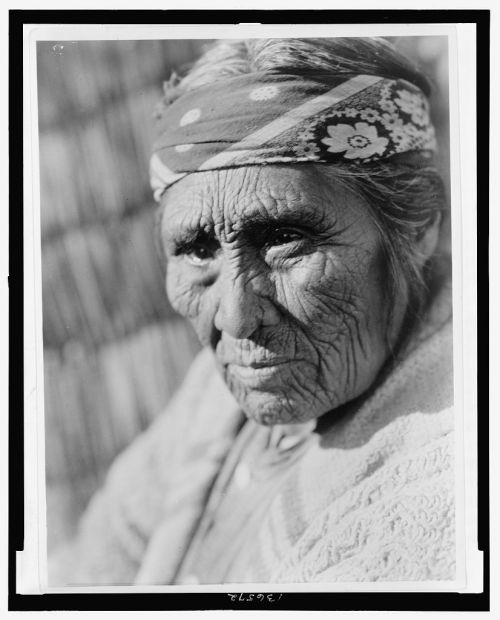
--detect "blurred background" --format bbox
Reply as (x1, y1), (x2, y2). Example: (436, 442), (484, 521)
(38, 36), (450, 553)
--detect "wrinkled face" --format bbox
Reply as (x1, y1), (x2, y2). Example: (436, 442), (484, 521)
(160, 165), (405, 425)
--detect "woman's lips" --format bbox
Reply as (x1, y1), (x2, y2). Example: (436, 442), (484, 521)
(226, 358), (296, 382)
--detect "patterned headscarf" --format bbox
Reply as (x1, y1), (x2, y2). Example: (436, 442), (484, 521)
(150, 72), (436, 201)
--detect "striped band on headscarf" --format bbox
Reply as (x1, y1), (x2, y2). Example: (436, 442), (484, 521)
(150, 72), (437, 201)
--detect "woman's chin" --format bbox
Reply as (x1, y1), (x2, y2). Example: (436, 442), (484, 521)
(235, 388), (325, 426)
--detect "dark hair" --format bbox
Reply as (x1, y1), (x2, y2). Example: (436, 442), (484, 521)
(156, 37), (449, 345)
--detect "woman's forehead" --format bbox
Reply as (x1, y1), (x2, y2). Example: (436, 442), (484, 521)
(161, 165), (363, 237)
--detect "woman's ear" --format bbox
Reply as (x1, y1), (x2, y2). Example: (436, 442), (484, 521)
(414, 212), (442, 268)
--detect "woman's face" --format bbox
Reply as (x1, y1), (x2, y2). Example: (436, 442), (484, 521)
(161, 165), (406, 425)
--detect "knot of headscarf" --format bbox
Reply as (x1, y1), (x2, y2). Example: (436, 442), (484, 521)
(150, 72), (437, 201)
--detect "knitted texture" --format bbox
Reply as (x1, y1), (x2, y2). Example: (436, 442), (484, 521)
(49, 284), (454, 586)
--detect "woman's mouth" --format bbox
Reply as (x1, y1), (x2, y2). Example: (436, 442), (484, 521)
(225, 359), (298, 386)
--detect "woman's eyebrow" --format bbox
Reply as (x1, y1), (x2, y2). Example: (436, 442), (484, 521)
(236, 204), (330, 235)
(238, 215), (308, 241)
(163, 222), (215, 252)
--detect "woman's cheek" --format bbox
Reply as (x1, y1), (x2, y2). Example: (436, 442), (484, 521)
(166, 264), (203, 320)
(273, 251), (348, 324)
(167, 265), (220, 346)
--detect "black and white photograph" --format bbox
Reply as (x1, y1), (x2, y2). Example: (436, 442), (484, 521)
(15, 16), (485, 604)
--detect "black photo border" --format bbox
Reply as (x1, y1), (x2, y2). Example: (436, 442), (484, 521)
(9, 8), (489, 612)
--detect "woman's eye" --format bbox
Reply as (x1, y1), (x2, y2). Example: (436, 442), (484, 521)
(266, 228), (305, 247)
(185, 243), (217, 265)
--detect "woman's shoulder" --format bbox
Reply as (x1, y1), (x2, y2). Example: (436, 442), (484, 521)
(272, 406), (455, 582)
(277, 430), (455, 582)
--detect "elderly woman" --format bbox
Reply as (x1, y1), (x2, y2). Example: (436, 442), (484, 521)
(50, 37), (453, 585)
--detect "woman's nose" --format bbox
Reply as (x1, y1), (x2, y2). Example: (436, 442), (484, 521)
(213, 269), (280, 339)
